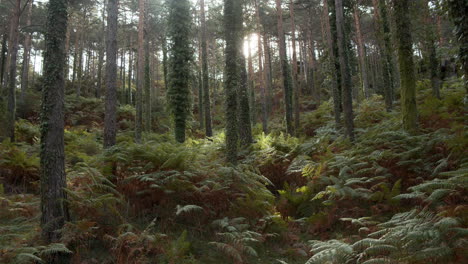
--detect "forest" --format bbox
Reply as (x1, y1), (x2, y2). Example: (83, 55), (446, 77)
(0, 0), (467, 263)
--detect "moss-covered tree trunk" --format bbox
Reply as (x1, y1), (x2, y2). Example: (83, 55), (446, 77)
(276, 0), (294, 136)
(104, 0), (118, 148)
(201, 0), (213, 137)
(40, 0), (70, 247)
(168, 0), (192, 143)
(393, 0), (418, 133)
(224, 0), (241, 164)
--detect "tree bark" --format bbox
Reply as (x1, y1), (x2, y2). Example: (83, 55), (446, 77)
(290, 0), (300, 133)
(247, 37), (255, 126)
(394, 0), (418, 133)
(20, 0), (34, 104)
(5, 0), (22, 142)
(254, 0), (268, 133)
(335, 0), (355, 141)
(353, 1), (370, 99)
(275, 0), (294, 136)
(96, 0), (106, 98)
(373, 0), (394, 111)
(41, 0), (70, 249)
(323, 0), (341, 128)
(224, 0), (241, 164)
(0, 33), (7, 87)
(135, 0), (145, 142)
(200, 0), (213, 137)
(104, 0), (118, 148)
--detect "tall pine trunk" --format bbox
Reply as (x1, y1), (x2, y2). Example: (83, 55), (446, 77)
(135, 0), (145, 142)
(335, 0), (355, 141)
(201, 0), (213, 137)
(40, 0), (70, 249)
(275, 0), (294, 136)
(290, 0), (300, 133)
(353, 1), (370, 99)
(394, 0), (417, 133)
(5, 0), (21, 142)
(323, 0), (341, 128)
(224, 0), (241, 164)
(104, 0), (118, 148)
(20, 0), (34, 104)
(254, 0), (268, 133)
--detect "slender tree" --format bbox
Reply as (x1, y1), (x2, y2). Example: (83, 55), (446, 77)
(335, 0), (355, 140)
(224, 0), (241, 164)
(290, 0), (300, 132)
(323, 0), (341, 128)
(20, 0), (34, 104)
(275, 0), (294, 135)
(393, 0), (417, 132)
(5, 0), (21, 141)
(167, 0), (192, 143)
(373, 0), (394, 111)
(200, 0), (213, 137)
(96, 0), (106, 98)
(104, 0), (118, 148)
(135, 0), (145, 142)
(40, 0), (70, 248)
(353, 0), (370, 99)
(254, 0), (268, 133)
(446, 0), (468, 94)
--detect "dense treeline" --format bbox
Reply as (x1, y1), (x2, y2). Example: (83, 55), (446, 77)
(0, 0), (467, 263)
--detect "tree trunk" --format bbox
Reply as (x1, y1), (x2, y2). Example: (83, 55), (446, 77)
(96, 0), (106, 98)
(290, 0), (300, 133)
(104, 0), (118, 148)
(275, 0), (294, 136)
(40, 0), (70, 251)
(263, 34), (273, 116)
(323, 0), (341, 128)
(167, 0), (191, 143)
(20, 0), (34, 104)
(373, 0), (394, 111)
(128, 42), (133, 105)
(394, 0), (418, 133)
(200, 0), (213, 137)
(254, 0), (268, 133)
(239, 53), (253, 146)
(353, 1), (370, 99)
(0, 33), (7, 88)
(335, 0), (355, 141)
(5, 0), (21, 142)
(144, 25), (151, 131)
(224, 0), (241, 164)
(247, 38), (255, 126)
(135, 0), (145, 141)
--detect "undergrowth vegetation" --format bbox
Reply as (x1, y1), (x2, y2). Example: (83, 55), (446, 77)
(0, 80), (466, 263)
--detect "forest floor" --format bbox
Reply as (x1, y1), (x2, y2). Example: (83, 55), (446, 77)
(0, 78), (467, 264)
